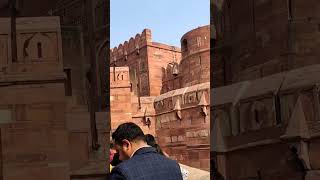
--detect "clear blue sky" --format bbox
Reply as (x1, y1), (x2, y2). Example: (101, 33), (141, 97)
(110, 0), (210, 48)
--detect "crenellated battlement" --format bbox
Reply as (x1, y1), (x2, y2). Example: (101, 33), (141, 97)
(110, 29), (152, 61)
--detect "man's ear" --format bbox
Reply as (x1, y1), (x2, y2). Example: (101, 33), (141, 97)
(122, 139), (130, 148)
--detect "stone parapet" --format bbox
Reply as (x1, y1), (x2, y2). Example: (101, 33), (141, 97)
(110, 29), (152, 61)
(211, 64), (320, 180)
(154, 82), (210, 171)
(155, 82), (210, 113)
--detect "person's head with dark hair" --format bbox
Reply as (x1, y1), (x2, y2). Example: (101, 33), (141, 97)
(145, 134), (166, 156)
(145, 134), (156, 147)
(110, 152), (122, 166)
(112, 122), (147, 161)
(110, 143), (114, 149)
(109, 142), (116, 163)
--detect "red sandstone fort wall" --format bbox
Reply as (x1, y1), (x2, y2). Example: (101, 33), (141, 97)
(110, 67), (156, 136)
(147, 44), (181, 96)
(110, 67), (132, 131)
(211, 64), (320, 179)
(0, 17), (109, 180)
(214, 0), (320, 86)
(154, 82), (210, 171)
(110, 29), (181, 97)
(161, 26), (210, 93)
(153, 26), (211, 171)
(110, 26), (210, 171)
(0, 17), (69, 180)
(110, 29), (153, 97)
(212, 1), (320, 179)
(131, 96), (156, 136)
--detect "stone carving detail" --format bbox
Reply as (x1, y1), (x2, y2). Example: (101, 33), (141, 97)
(174, 98), (182, 120)
(172, 63), (179, 76)
(240, 98), (277, 133)
(20, 33), (58, 62)
(164, 98), (173, 110)
(199, 91), (209, 118)
(185, 92), (197, 104)
(116, 71), (128, 81)
(249, 101), (268, 130)
(154, 101), (161, 111)
(281, 95), (311, 139)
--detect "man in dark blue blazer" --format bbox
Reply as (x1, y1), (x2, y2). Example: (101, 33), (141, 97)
(110, 122), (183, 180)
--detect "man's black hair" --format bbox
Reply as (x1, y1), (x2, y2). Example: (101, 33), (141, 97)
(112, 122), (146, 145)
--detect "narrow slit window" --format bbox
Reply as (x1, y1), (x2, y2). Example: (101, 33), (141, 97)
(37, 42), (42, 58)
(182, 39), (188, 52)
(252, 0), (256, 34)
(254, 109), (259, 123)
(275, 95), (282, 125)
(64, 69), (72, 96)
(288, 0), (292, 20)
